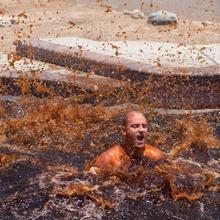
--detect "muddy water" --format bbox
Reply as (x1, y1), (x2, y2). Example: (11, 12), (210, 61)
(77, 0), (220, 22)
(0, 94), (220, 219)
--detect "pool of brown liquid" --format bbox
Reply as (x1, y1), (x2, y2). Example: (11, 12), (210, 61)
(0, 91), (219, 219)
(0, 1), (220, 219)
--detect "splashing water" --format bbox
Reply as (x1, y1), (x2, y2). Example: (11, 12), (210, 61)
(0, 94), (219, 219)
(0, 1), (220, 219)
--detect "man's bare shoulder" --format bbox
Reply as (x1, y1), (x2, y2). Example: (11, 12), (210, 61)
(144, 144), (164, 160)
(94, 145), (130, 170)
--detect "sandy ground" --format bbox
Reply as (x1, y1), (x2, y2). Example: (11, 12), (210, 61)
(79, 0), (220, 22)
(1, 0), (220, 54)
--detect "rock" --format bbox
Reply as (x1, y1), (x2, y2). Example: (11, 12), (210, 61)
(148, 10), (177, 25)
(123, 10), (131, 16)
(0, 16), (16, 27)
(123, 9), (145, 19)
(201, 21), (214, 26)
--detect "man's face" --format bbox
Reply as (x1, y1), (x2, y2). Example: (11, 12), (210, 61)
(123, 112), (148, 148)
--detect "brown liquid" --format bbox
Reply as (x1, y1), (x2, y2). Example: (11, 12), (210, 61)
(0, 1), (220, 219)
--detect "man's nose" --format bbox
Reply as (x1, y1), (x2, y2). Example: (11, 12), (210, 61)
(138, 125), (146, 132)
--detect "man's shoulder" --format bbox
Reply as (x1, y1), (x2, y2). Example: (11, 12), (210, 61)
(93, 145), (130, 170)
(144, 144), (164, 160)
(97, 145), (123, 157)
(106, 145), (123, 153)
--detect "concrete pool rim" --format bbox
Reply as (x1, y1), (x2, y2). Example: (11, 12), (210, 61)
(15, 38), (220, 109)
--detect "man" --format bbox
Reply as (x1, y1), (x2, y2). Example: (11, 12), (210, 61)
(92, 110), (164, 173)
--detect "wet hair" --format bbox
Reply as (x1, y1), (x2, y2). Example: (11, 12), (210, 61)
(122, 110), (147, 128)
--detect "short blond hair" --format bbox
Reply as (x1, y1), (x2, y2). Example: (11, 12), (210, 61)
(122, 110), (146, 127)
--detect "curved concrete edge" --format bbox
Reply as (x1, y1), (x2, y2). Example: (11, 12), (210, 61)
(108, 104), (220, 132)
(1, 97), (219, 123)
(108, 103), (220, 115)
(0, 67), (128, 100)
(15, 39), (220, 79)
(15, 39), (220, 109)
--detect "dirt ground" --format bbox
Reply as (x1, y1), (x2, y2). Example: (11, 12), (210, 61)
(1, 0), (220, 54)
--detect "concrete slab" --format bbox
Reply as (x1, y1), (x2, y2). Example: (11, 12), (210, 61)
(15, 37), (220, 77)
(0, 53), (128, 101)
(1, 97), (219, 122)
(195, 44), (220, 66)
(0, 52), (51, 72)
(15, 38), (220, 109)
(108, 103), (220, 123)
(42, 37), (218, 68)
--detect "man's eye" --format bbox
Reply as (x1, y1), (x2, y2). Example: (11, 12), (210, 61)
(131, 124), (138, 128)
(142, 124), (147, 128)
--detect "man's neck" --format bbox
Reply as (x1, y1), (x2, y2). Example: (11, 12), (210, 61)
(122, 142), (145, 161)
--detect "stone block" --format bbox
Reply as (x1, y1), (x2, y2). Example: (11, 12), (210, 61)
(148, 10), (177, 25)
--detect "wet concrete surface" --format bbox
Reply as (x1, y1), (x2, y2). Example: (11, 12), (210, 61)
(15, 38), (220, 109)
(41, 37), (220, 68)
(0, 53), (127, 102)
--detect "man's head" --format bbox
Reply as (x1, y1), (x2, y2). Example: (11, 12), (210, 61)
(122, 110), (148, 149)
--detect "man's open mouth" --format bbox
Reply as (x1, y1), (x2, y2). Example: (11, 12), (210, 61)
(137, 134), (144, 142)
